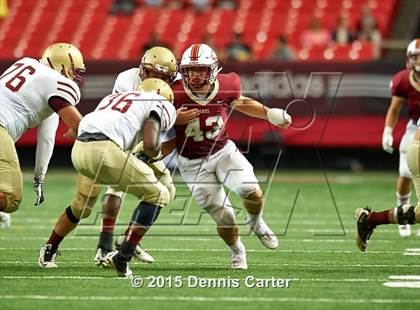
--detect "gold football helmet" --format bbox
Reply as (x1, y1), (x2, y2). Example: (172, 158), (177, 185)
(138, 78), (174, 104)
(40, 43), (86, 87)
(140, 47), (177, 84)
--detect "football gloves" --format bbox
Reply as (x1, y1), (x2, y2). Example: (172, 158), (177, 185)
(33, 177), (45, 206)
(267, 108), (292, 128)
(382, 126), (394, 154)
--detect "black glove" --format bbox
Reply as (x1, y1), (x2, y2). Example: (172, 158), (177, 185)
(33, 177), (45, 206)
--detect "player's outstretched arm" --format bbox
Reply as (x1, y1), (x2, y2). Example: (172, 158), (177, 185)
(57, 106), (83, 138)
(382, 96), (405, 154)
(231, 95), (292, 128)
(33, 114), (60, 205)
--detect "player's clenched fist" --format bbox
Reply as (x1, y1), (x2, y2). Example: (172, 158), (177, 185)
(382, 126), (394, 154)
(267, 108), (292, 129)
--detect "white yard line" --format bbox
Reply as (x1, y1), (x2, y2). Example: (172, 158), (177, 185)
(389, 275), (420, 280)
(0, 295), (419, 304)
(0, 247), (405, 254)
(0, 261), (419, 268)
(1, 276), (383, 282)
(383, 282), (420, 288)
(0, 237), (407, 243)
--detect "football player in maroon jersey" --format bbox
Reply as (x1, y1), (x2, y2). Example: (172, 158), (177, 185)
(381, 38), (420, 237)
(356, 38), (420, 251)
(162, 43), (292, 269)
(356, 124), (420, 252)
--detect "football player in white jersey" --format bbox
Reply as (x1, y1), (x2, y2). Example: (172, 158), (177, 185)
(0, 43), (85, 226)
(38, 79), (177, 277)
(94, 47), (199, 265)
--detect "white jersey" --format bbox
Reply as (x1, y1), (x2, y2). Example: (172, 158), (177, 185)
(0, 57), (80, 141)
(113, 68), (182, 94)
(112, 68), (181, 142)
(112, 68), (141, 94)
(78, 91), (176, 151)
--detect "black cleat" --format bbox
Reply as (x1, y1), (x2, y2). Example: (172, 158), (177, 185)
(38, 244), (60, 268)
(105, 251), (133, 278)
(355, 208), (376, 252)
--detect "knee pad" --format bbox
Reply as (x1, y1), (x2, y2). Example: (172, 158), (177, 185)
(399, 152), (412, 179)
(70, 191), (99, 220)
(395, 204), (416, 225)
(235, 183), (261, 199)
(205, 205), (236, 228)
(2, 191), (22, 213)
(104, 186), (124, 199)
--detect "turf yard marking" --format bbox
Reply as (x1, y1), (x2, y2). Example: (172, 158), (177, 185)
(404, 248), (420, 256)
(0, 295), (419, 304)
(1, 276), (385, 282)
(383, 275), (420, 289)
(0, 237), (408, 243)
(383, 282), (420, 288)
(1, 261), (419, 268)
(388, 275), (420, 280)
(0, 247), (406, 254)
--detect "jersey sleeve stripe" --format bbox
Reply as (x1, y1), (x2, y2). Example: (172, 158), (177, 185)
(58, 81), (79, 101)
(57, 87), (77, 103)
(162, 105), (171, 127)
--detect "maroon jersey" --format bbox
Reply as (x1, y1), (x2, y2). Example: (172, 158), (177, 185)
(390, 69), (420, 121)
(173, 73), (241, 159)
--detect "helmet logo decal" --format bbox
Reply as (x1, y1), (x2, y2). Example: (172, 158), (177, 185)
(190, 44), (201, 61)
(46, 57), (55, 71)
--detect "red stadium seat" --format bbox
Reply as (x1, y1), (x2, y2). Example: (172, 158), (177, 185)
(0, 0), (399, 62)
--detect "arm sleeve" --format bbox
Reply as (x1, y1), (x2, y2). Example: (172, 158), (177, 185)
(230, 72), (242, 101)
(34, 113), (59, 181)
(112, 74), (124, 94)
(390, 72), (407, 98)
(112, 69), (138, 94)
(35, 74), (81, 106)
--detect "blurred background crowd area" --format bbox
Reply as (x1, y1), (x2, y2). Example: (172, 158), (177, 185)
(0, 0), (418, 63)
(0, 0), (419, 170)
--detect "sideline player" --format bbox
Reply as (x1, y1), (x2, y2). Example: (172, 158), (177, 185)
(381, 38), (420, 237)
(165, 44), (291, 269)
(38, 79), (176, 277)
(94, 47), (200, 265)
(0, 43), (85, 223)
(356, 121), (420, 251)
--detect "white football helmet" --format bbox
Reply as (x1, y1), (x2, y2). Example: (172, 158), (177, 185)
(406, 39), (420, 73)
(180, 43), (222, 89)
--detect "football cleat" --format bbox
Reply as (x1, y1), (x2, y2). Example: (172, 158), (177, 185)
(38, 244), (60, 268)
(105, 251), (133, 278)
(0, 212), (11, 229)
(398, 224), (412, 237)
(355, 208), (376, 252)
(115, 236), (154, 263)
(248, 217), (278, 250)
(230, 250), (248, 270)
(94, 247), (111, 267)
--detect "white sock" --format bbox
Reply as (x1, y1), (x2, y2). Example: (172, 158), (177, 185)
(396, 191), (411, 207)
(229, 238), (245, 254)
(246, 212), (262, 230)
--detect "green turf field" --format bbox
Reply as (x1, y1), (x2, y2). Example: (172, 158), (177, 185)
(1, 169), (419, 310)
